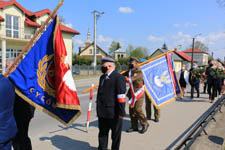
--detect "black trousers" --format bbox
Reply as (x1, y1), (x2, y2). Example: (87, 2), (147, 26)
(12, 119), (32, 150)
(216, 78), (222, 95)
(191, 82), (200, 98)
(98, 117), (123, 150)
(203, 82), (207, 93)
(208, 81), (217, 100)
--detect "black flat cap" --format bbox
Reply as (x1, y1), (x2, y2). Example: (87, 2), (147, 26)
(129, 57), (140, 63)
(101, 57), (115, 63)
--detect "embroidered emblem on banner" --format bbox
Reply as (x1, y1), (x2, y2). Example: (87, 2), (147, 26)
(37, 54), (55, 97)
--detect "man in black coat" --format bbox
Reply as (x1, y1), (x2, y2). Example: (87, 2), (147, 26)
(12, 93), (35, 150)
(97, 57), (126, 150)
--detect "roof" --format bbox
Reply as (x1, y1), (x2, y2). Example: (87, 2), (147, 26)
(0, 0), (80, 35)
(115, 48), (126, 53)
(0, 0), (33, 16)
(0, 15), (4, 21)
(174, 51), (196, 62)
(150, 48), (168, 57)
(25, 17), (40, 27)
(33, 9), (51, 18)
(182, 48), (208, 54)
(59, 24), (80, 35)
(78, 42), (109, 56)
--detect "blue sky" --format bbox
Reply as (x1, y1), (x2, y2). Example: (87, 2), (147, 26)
(19, 0), (225, 59)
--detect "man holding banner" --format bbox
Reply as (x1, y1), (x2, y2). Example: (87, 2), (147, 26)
(0, 75), (17, 150)
(125, 57), (149, 134)
(8, 16), (81, 127)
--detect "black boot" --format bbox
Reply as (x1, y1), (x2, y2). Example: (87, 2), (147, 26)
(139, 124), (149, 134)
(126, 128), (138, 133)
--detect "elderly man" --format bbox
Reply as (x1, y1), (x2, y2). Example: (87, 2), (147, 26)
(0, 75), (17, 150)
(96, 57), (126, 150)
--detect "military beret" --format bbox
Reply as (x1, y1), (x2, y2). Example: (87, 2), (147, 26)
(129, 57), (140, 63)
(101, 57), (115, 63)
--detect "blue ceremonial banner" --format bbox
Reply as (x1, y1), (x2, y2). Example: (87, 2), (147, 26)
(174, 72), (182, 97)
(9, 17), (81, 127)
(141, 55), (176, 108)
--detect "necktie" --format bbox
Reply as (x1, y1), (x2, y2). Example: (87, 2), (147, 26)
(101, 74), (108, 87)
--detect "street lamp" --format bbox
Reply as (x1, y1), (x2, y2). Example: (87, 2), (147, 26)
(93, 10), (104, 74)
(191, 33), (201, 68)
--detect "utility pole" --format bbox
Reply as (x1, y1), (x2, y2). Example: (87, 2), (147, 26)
(93, 10), (104, 74)
(191, 33), (201, 68)
(93, 11), (97, 74)
(191, 37), (195, 68)
(211, 52), (214, 59)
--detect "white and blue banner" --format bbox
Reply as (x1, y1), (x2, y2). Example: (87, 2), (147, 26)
(141, 55), (177, 108)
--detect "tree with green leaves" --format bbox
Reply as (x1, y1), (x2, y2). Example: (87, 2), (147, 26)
(108, 41), (121, 56)
(126, 44), (134, 57)
(190, 41), (209, 52)
(130, 46), (149, 58)
(162, 43), (168, 50)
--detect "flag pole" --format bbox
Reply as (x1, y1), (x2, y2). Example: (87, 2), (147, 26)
(3, 0), (65, 77)
(82, 48), (177, 94)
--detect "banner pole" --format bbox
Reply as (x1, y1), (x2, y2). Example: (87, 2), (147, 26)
(82, 48), (177, 94)
(4, 0), (65, 77)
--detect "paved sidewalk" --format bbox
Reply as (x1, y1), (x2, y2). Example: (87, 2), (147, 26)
(31, 88), (222, 150)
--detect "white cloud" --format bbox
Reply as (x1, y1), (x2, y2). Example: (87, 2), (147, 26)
(191, 24), (197, 27)
(173, 24), (180, 28)
(118, 7), (134, 14)
(208, 32), (225, 41)
(172, 32), (191, 40)
(74, 39), (83, 45)
(97, 35), (113, 43)
(147, 35), (163, 42)
(174, 23), (197, 28)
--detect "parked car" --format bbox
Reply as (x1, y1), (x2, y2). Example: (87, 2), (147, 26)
(72, 66), (80, 75)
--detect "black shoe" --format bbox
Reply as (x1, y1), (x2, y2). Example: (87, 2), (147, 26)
(126, 128), (138, 133)
(147, 117), (151, 120)
(139, 124), (149, 134)
(155, 118), (159, 122)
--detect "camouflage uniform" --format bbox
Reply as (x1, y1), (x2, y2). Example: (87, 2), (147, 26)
(126, 66), (149, 130)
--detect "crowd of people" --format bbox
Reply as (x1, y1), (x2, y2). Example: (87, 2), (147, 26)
(177, 59), (225, 103)
(1, 57), (224, 150)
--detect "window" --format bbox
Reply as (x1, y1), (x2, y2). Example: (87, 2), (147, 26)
(121, 54), (124, 58)
(89, 49), (92, 54)
(96, 49), (100, 54)
(6, 15), (19, 38)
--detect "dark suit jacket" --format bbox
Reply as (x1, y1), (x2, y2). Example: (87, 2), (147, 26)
(97, 70), (126, 119)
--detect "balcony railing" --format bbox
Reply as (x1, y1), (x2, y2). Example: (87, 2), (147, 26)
(0, 24), (36, 41)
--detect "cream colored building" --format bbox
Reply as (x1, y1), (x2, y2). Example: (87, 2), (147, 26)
(78, 29), (110, 60)
(114, 48), (126, 60)
(0, 0), (79, 73)
(150, 49), (194, 72)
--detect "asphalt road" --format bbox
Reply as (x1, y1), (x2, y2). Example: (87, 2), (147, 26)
(29, 77), (100, 137)
(29, 77), (223, 150)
